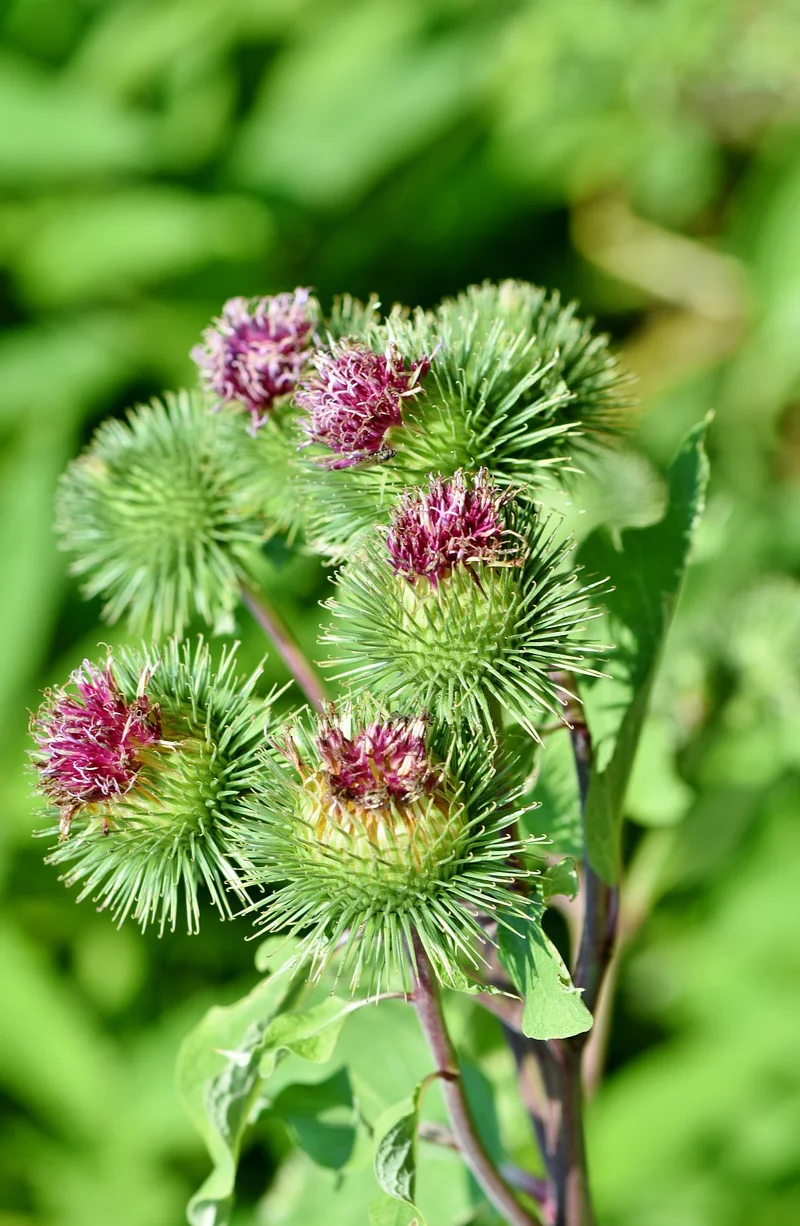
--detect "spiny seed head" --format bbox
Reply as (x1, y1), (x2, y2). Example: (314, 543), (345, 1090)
(31, 662), (160, 840)
(323, 490), (607, 738)
(32, 640), (273, 933)
(239, 700), (531, 990)
(387, 469), (516, 587)
(191, 289), (318, 432)
(55, 390), (270, 639)
(296, 341), (430, 469)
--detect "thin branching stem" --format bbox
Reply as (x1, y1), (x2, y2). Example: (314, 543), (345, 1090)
(410, 935), (541, 1226)
(240, 584), (329, 710)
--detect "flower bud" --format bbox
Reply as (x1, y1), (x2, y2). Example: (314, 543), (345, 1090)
(55, 390), (270, 638)
(323, 473), (605, 736)
(239, 700), (529, 989)
(31, 640), (271, 932)
(191, 290), (318, 432)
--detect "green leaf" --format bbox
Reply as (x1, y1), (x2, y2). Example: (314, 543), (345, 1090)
(271, 1068), (358, 1170)
(541, 858), (580, 902)
(522, 727), (582, 858)
(176, 971), (297, 1226)
(372, 1084), (425, 1223)
(369, 1191), (421, 1225)
(259, 996), (366, 1079)
(497, 911), (592, 1040)
(579, 419), (710, 882)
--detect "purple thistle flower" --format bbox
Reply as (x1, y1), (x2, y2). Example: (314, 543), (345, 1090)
(387, 469), (511, 587)
(191, 289), (317, 432)
(315, 714), (434, 810)
(297, 342), (429, 469)
(31, 662), (161, 839)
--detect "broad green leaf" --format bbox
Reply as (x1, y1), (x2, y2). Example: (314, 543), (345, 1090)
(176, 971), (297, 1226)
(497, 911), (592, 1040)
(259, 996), (363, 1079)
(579, 420), (710, 882)
(372, 1083), (425, 1222)
(271, 1068), (358, 1170)
(524, 727), (582, 857)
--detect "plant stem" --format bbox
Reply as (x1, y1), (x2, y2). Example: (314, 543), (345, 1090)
(555, 672), (618, 1016)
(240, 584), (328, 711)
(410, 937), (540, 1226)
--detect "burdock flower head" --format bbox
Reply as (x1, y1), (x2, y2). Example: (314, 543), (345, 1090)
(31, 640), (271, 932)
(239, 699), (530, 989)
(387, 469), (515, 587)
(191, 289), (318, 432)
(324, 473), (606, 736)
(32, 661), (160, 841)
(296, 341), (430, 469)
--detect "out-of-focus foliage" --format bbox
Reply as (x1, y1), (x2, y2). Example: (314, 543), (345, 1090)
(1, 1), (800, 1223)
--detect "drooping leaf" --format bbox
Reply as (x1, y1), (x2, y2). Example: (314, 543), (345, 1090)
(579, 419), (710, 882)
(176, 970), (298, 1226)
(259, 996), (364, 1079)
(497, 911), (592, 1040)
(372, 1083), (425, 1222)
(271, 1067), (359, 1170)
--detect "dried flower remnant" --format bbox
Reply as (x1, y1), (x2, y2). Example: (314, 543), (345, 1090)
(191, 289), (317, 431)
(387, 470), (514, 587)
(31, 662), (160, 839)
(297, 342), (429, 468)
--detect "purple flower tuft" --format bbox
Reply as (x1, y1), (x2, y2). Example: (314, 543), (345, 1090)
(387, 469), (511, 587)
(191, 289), (317, 432)
(297, 342), (429, 469)
(31, 662), (161, 839)
(316, 714), (434, 810)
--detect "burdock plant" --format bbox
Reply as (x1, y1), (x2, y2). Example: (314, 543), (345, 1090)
(30, 282), (709, 1226)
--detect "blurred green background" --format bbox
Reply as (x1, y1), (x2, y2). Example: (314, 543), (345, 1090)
(2, 1), (800, 1223)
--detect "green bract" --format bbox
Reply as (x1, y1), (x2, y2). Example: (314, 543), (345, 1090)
(42, 639), (271, 933)
(323, 499), (606, 736)
(238, 700), (534, 990)
(297, 280), (633, 558)
(55, 389), (272, 638)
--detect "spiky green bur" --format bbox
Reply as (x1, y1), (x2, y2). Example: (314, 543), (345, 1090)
(34, 640), (271, 933)
(239, 702), (531, 990)
(323, 489), (606, 737)
(295, 279), (634, 559)
(55, 389), (277, 639)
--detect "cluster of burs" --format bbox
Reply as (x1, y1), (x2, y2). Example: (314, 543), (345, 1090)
(30, 281), (631, 989)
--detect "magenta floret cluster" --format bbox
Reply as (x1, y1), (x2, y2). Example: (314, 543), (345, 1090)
(297, 342), (429, 469)
(316, 715), (434, 809)
(191, 289), (316, 432)
(31, 662), (160, 837)
(387, 469), (508, 587)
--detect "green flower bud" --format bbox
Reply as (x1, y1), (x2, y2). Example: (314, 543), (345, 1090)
(32, 640), (272, 933)
(239, 700), (532, 990)
(55, 390), (273, 638)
